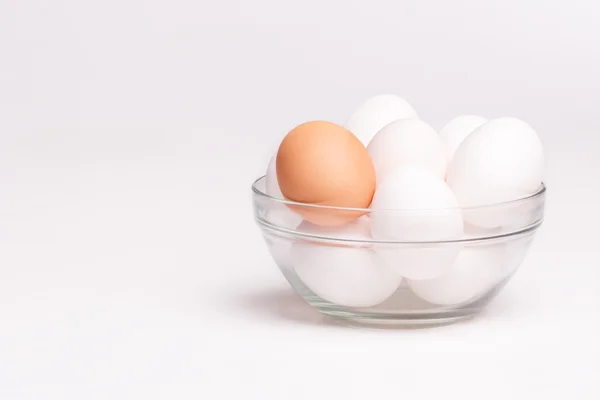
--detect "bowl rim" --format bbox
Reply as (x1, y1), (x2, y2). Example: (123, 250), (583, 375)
(251, 175), (546, 212)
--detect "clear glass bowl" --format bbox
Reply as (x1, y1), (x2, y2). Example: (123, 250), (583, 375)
(252, 176), (546, 327)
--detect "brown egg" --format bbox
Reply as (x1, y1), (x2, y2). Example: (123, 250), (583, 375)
(276, 120), (376, 226)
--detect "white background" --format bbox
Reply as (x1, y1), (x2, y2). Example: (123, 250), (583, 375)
(1, 0), (599, 398)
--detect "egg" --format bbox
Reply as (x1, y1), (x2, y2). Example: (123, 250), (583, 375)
(408, 244), (507, 306)
(463, 222), (502, 239)
(264, 206), (303, 230)
(438, 115), (487, 162)
(367, 118), (447, 182)
(344, 94), (418, 145)
(276, 121), (376, 226)
(296, 215), (372, 242)
(265, 153), (283, 198)
(370, 167), (464, 280)
(446, 117), (544, 228)
(265, 234), (293, 268)
(264, 153), (303, 230)
(292, 220), (401, 307)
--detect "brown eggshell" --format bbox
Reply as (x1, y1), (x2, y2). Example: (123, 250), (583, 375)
(276, 120), (376, 226)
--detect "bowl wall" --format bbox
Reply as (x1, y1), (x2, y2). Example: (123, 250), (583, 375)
(252, 176), (545, 327)
(259, 225), (535, 327)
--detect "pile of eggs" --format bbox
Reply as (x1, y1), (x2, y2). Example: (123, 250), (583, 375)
(263, 94), (544, 308)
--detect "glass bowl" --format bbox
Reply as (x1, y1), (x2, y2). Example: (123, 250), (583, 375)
(251, 176), (546, 328)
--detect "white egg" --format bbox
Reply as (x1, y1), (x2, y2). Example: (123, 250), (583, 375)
(463, 222), (502, 239)
(367, 118), (447, 182)
(296, 215), (372, 241)
(370, 168), (464, 280)
(264, 153), (303, 229)
(370, 168), (463, 240)
(266, 234), (293, 268)
(465, 196), (543, 232)
(438, 115), (487, 162)
(408, 244), (507, 306)
(266, 206), (303, 230)
(265, 153), (283, 198)
(446, 117), (544, 228)
(292, 220), (401, 308)
(344, 94), (418, 145)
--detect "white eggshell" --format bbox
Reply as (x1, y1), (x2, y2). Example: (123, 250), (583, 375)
(446, 117), (544, 228)
(296, 215), (372, 242)
(367, 118), (447, 182)
(292, 220), (401, 308)
(266, 206), (303, 230)
(265, 153), (283, 198)
(438, 115), (487, 162)
(344, 94), (418, 145)
(370, 168), (464, 280)
(408, 244), (507, 306)
(266, 235), (293, 268)
(463, 198), (542, 232)
(264, 153), (303, 229)
(463, 223), (502, 239)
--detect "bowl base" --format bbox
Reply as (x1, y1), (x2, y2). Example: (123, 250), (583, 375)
(299, 280), (509, 329)
(315, 307), (478, 329)
(277, 256), (513, 329)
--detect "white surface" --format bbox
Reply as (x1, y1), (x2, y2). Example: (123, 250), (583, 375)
(0, 0), (599, 398)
